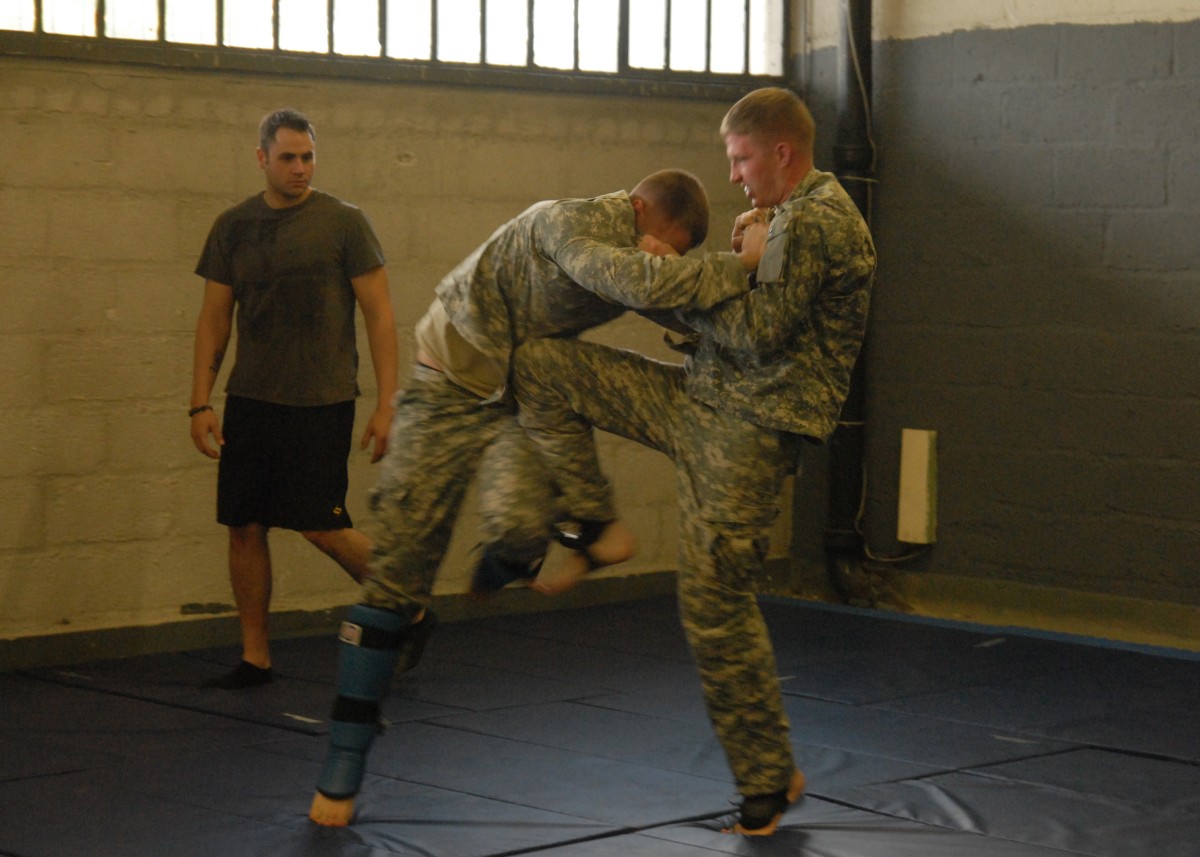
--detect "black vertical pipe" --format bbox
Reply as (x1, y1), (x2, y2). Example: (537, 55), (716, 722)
(826, 0), (874, 594)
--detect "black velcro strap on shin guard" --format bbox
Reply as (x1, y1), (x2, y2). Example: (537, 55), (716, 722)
(553, 518), (611, 551)
(330, 695), (380, 724)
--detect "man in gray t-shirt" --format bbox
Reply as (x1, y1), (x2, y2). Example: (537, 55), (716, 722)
(189, 108), (398, 690)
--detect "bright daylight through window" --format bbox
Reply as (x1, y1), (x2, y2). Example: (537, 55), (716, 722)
(1, 0), (785, 78)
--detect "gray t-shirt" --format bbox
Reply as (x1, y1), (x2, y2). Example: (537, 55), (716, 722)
(195, 189), (386, 406)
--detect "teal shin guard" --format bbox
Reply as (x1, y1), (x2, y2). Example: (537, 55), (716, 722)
(315, 604), (407, 800)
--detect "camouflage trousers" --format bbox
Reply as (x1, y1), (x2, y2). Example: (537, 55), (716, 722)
(513, 338), (800, 797)
(362, 364), (557, 616)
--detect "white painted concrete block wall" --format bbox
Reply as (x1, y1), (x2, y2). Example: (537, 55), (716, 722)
(0, 62), (744, 640)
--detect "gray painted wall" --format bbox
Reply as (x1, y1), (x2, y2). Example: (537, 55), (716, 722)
(830, 20), (1199, 616)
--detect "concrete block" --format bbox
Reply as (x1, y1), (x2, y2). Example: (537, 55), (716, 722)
(3, 542), (187, 634)
(1104, 460), (1200, 522)
(1168, 149), (1200, 209)
(109, 267), (196, 333)
(40, 70), (95, 113)
(109, 405), (201, 472)
(45, 335), (187, 401)
(1001, 82), (1110, 145)
(1065, 394), (1200, 461)
(1053, 147), (1167, 207)
(0, 263), (119, 335)
(0, 478), (44, 550)
(0, 79), (39, 110)
(1059, 22), (1172, 81)
(180, 201), (231, 266)
(452, 138), (572, 203)
(0, 118), (112, 189)
(45, 474), (181, 545)
(1113, 80), (1200, 147)
(877, 85), (1007, 146)
(0, 336), (45, 408)
(0, 188), (51, 259)
(875, 36), (954, 89)
(341, 135), (439, 199)
(1158, 280), (1200, 332)
(1106, 210), (1200, 271)
(0, 405), (108, 478)
(47, 193), (179, 262)
(952, 25), (1058, 86)
(948, 144), (1057, 207)
(1176, 19), (1200, 78)
(170, 470), (221, 538)
(112, 126), (242, 193)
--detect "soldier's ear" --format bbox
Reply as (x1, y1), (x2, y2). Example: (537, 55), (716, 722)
(631, 196), (648, 231)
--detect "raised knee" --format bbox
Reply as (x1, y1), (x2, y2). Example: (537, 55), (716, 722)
(511, 338), (553, 382)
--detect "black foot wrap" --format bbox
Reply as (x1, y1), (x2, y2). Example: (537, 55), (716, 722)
(552, 518), (611, 551)
(470, 550), (543, 597)
(736, 787), (792, 831)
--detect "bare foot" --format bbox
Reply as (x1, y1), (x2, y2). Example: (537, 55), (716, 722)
(533, 520), (637, 596)
(309, 792), (355, 827)
(532, 549), (592, 596)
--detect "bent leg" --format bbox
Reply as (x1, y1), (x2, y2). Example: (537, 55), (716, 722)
(511, 339), (682, 591)
(361, 366), (505, 612)
(312, 366), (503, 824)
(302, 526), (373, 583)
(512, 338), (684, 523)
(470, 421), (555, 597)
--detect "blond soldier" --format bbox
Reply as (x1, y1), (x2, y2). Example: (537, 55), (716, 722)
(511, 88), (877, 835)
(308, 170), (768, 827)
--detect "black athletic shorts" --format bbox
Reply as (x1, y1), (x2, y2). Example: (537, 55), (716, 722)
(216, 396), (356, 531)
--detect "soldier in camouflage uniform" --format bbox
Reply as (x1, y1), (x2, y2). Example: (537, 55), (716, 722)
(511, 88), (877, 836)
(309, 169), (769, 827)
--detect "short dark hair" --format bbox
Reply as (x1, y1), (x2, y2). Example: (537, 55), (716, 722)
(720, 87), (815, 154)
(259, 108), (315, 152)
(631, 169), (709, 249)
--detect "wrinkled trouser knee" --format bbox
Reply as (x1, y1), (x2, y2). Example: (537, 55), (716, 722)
(315, 604), (410, 799)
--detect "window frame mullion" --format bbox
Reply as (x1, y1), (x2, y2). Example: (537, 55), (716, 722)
(378, 0), (387, 57)
(3, 0), (787, 93)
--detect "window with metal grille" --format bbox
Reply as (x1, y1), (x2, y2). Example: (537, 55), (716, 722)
(1, 0), (788, 94)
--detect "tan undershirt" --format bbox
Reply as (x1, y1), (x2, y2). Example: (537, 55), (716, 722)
(412, 297), (505, 399)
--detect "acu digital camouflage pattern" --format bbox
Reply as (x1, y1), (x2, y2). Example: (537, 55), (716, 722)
(364, 188), (751, 614)
(681, 169), (876, 439)
(513, 338), (800, 795)
(362, 366), (555, 616)
(511, 169), (876, 798)
(436, 191), (748, 384)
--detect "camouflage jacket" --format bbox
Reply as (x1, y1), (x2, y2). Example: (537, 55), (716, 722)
(680, 170), (876, 439)
(436, 191), (749, 377)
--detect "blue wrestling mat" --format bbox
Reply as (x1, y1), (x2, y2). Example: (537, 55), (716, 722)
(3, 594), (1198, 856)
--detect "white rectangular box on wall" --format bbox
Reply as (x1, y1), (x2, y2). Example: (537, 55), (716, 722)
(898, 428), (938, 544)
